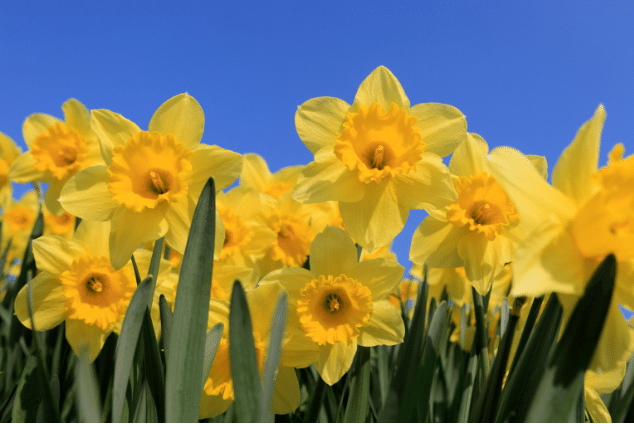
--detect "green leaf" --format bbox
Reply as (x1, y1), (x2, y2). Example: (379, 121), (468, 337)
(140, 309), (165, 422)
(259, 291), (288, 422)
(158, 294), (172, 363)
(201, 322), (224, 393)
(229, 281), (261, 423)
(507, 296), (544, 376)
(147, 236), (164, 311)
(11, 355), (42, 422)
(343, 346), (372, 423)
(113, 275), (153, 422)
(525, 254), (616, 422)
(75, 357), (103, 423)
(165, 177), (216, 422)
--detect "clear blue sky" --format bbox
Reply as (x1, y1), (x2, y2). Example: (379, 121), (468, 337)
(1, 1), (632, 271)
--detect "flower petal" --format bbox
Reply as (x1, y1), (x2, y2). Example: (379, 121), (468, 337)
(310, 226), (358, 278)
(552, 105), (605, 208)
(409, 103), (467, 158)
(293, 147), (364, 204)
(449, 133), (489, 177)
(23, 113), (62, 148)
(339, 179), (408, 251)
(44, 178), (67, 215)
(32, 237), (84, 275)
(14, 272), (66, 330)
(198, 393), (232, 419)
(91, 109), (142, 164)
(62, 98), (92, 137)
(247, 282), (285, 336)
(8, 152), (45, 183)
(589, 301), (634, 375)
(584, 386), (611, 424)
(348, 259), (404, 300)
(240, 153), (271, 191)
(149, 93), (205, 151)
(410, 216), (466, 269)
(74, 220), (112, 258)
(353, 66), (409, 112)
(457, 233), (512, 296)
(259, 268), (315, 307)
(390, 152), (456, 210)
(270, 366), (301, 415)
(65, 319), (109, 362)
(357, 299), (405, 346)
(188, 145), (243, 194)
(295, 96), (350, 154)
(59, 166), (119, 221)
(281, 326), (321, 368)
(316, 340), (357, 386)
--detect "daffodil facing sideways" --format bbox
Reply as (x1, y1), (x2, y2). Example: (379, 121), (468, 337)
(410, 133), (545, 295)
(259, 226), (405, 385)
(486, 105), (634, 375)
(59, 94), (243, 269)
(0, 131), (21, 208)
(2, 190), (39, 263)
(8, 99), (103, 215)
(199, 283), (314, 419)
(293, 66), (466, 250)
(14, 220), (172, 361)
(240, 153), (303, 199)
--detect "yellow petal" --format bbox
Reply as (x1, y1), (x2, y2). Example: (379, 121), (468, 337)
(188, 144), (243, 194)
(91, 109), (142, 164)
(589, 302), (634, 376)
(293, 147), (364, 203)
(586, 362), (626, 395)
(65, 319), (109, 363)
(347, 259), (404, 300)
(62, 99), (92, 137)
(247, 282), (285, 336)
(280, 326), (321, 368)
(43, 178), (67, 215)
(410, 215), (466, 269)
(0, 131), (21, 160)
(240, 153), (272, 191)
(198, 393), (232, 419)
(339, 179), (408, 251)
(23, 113), (62, 148)
(357, 299), (405, 346)
(457, 233), (511, 296)
(270, 366), (301, 415)
(552, 105), (605, 208)
(73, 220), (112, 258)
(149, 93), (205, 151)
(59, 166), (119, 221)
(296, 96), (350, 154)
(8, 152), (45, 183)
(526, 154), (548, 180)
(584, 386), (612, 423)
(32, 237), (84, 275)
(409, 103), (467, 158)
(615, 260), (634, 311)
(14, 272), (66, 330)
(353, 66), (409, 113)
(449, 133), (489, 177)
(309, 226), (358, 278)
(316, 340), (357, 386)
(259, 268), (315, 308)
(390, 152), (456, 210)
(162, 195), (197, 254)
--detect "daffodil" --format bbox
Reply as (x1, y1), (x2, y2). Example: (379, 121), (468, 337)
(293, 66), (466, 250)
(0, 131), (21, 208)
(199, 282), (312, 418)
(486, 105), (634, 374)
(240, 153), (302, 199)
(43, 205), (76, 239)
(2, 190), (39, 263)
(410, 133), (546, 295)
(259, 226), (405, 385)
(59, 94), (243, 269)
(8, 99), (102, 215)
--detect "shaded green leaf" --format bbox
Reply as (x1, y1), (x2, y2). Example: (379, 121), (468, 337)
(201, 322), (224, 393)
(75, 356), (103, 423)
(344, 346), (371, 423)
(259, 291), (287, 422)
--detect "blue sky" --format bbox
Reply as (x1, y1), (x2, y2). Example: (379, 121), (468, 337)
(0, 1), (632, 270)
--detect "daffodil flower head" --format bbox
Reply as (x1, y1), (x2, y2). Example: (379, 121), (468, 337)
(2, 190), (39, 261)
(259, 226), (405, 385)
(0, 131), (21, 208)
(240, 153), (302, 199)
(59, 93), (243, 269)
(293, 66), (466, 250)
(43, 206), (76, 239)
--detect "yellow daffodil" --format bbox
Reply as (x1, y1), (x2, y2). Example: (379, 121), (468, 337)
(410, 133), (546, 295)
(584, 364), (626, 422)
(2, 190), (39, 263)
(59, 94), (243, 269)
(43, 205), (75, 239)
(293, 66), (466, 250)
(240, 153), (302, 199)
(486, 105), (634, 374)
(0, 131), (21, 208)
(8, 99), (102, 215)
(199, 283), (310, 418)
(259, 226), (405, 385)
(14, 220), (139, 361)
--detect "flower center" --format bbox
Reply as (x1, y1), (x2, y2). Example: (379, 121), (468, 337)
(44, 210), (75, 236)
(5, 206), (36, 232)
(0, 159), (10, 185)
(263, 181), (294, 199)
(31, 122), (88, 180)
(296, 274), (373, 345)
(269, 215), (314, 267)
(334, 102), (424, 184)
(218, 206), (251, 261)
(446, 173), (519, 240)
(107, 131), (192, 212)
(60, 256), (136, 330)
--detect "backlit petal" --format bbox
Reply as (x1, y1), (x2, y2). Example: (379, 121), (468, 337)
(60, 166), (119, 221)
(8, 152), (45, 183)
(457, 232), (511, 296)
(296, 97), (350, 154)
(449, 133), (489, 177)
(409, 103), (467, 158)
(32, 237), (84, 275)
(240, 153), (271, 191)
(259, 268), (315, 307)
(310, 226), (358, 278)
(270, 366), (301, 415)
(353, 66), (409, 112)
(316, 340), (357, 386)
(14, 272), (66, 330)
(23, 113), (62, 148)
(91, 109), (142, 164)
(410, 216), (466, 269)
(149, 93), (205, 151)
(347, 259), (404, 300)
(62, 99), (92, 137)
(188, 145), (243, 194)
(65, 319), (109, 363)
(357, 299), (405, 346)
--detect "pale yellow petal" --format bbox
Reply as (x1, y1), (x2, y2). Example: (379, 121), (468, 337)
(409, 103), (467, 158)
(0, 131), (21, 160)
(589, 302), (634, 376)
(188, 145), (243, 194)
(44, 178), (67, 215)
(410, 216), (466, 269)
(310, 226), (358, 278)
(281, 327), (320, 368)
(353, 66), (409, 112)
(347, 259), (404, 300)
(23, 113), (62, 148)
(149, 93), (204, 151)
(59, 166), (119, 221)
(448, 133), (489, 177)
(316, 340), (357, 386)
(198, 393), (232, 419)
(390, 152), (456, 210)
(65, 319), (109, 363)
(526, 155), (548, 180)
(586, 362), (626, 395)
(296, 96), (350, 154)
(339, 179), (408, 251)
(91, 109), (142, 164)
(615, 260), (634, 311)
(73, 220), (111, 258)
(552, 105), (605, 208)
(270, 366), (301, 415)
(8, 152), (45, 183)
(259, 268), (315, 307)
(293, 147), (364, 203)
(14, 272), (66, 330)
(584, 386), (612, 423)
(457, 233), (512, 296)
(32, 236), (84, 275)
(240, 153), (272, 191)
(357, 299), (405, 346)
(62, 99), (92, 137)
(247, 282), (285, 336)
(163, 195), (197, 254)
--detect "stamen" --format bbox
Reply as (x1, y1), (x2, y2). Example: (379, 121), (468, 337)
(58, 147), (78, 165)
(472, 202), (497, 225)
(86, 276), (103, 293)
(371, 145), (385, 170)
(324, 293), (343, 313)
(149, 170), (169, 194)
